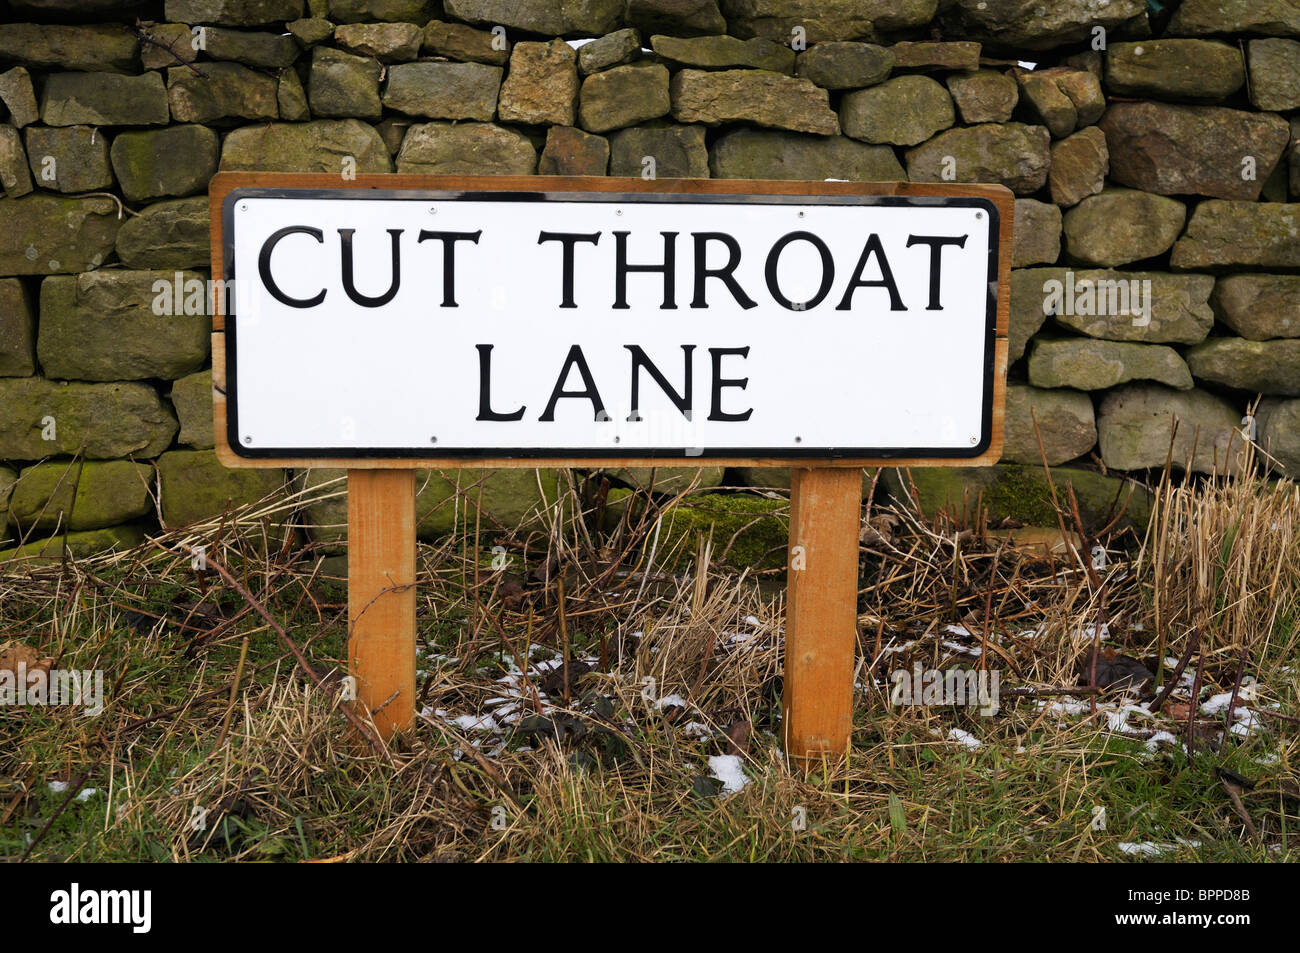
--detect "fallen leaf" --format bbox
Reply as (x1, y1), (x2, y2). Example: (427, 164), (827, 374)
(691, 775), (721, 799)
(539, 660), (593, 698)
(1077, 649), (1153, 692)
(723, 719), (752, 756)
(0, 644), (52, 688)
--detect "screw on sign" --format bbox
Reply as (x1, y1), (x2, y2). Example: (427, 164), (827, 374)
(208, 173), (1013, 760)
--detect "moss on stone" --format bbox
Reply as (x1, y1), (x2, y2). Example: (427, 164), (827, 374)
(0, 465), (15, 542)
(0, 194), (120, 276)
(601, 486), (640, 532)
(415, 468), (564, 536)
(8, 460), (153, 531)
(982, 466), (1061, 527)
(0, 378), (178, 460)
(658, 492), (788, 570)
(295, 467), (565, 546)
(884, 464), (1153, 534)
(608, 466), (726, 494)
(157, 449), (285, 528)
(0, 524), (144, 563)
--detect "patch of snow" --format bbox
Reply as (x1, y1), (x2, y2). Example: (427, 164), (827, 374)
(1105, 702), (1152, 733)
(75, 788), (98, 802)
(1201, 682), (1259, 715)
(1119, 838), (1200, 857)
(1229, 711), (1265, 738)
(491, 701), (524, 724)
(1073, 623), (1110, 643)
(1041, 696), (1092, 717)
(945, 728), (982, 750)
(48, 780), (68, 794)
(708, 754), (750, 794)
(682, 721), (713, 739)
(451, 713), (499, 732)
(657, 693), (690, 710)
(1144, 730), (1179, 753)
(1193, 682), (1270, 738)
(944, 624), (971, 637)
(878, 640), (916, 655)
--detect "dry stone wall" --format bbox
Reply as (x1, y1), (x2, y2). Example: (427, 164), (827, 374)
(2, 0), (1299, 555)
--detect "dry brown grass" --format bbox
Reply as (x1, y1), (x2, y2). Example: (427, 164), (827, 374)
(1140, 443), (1300, 673)
(2, 458), (1297, 861)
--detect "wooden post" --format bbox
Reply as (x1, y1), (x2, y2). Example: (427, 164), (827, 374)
(347, 469), (417, 739)
(784, 467), (863, 761)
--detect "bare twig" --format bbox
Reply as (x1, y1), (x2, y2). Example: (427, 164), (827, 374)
(1186, 652), (1204, 755)
(1221, 778), (1259, 839)
(1225, 646), (1248, 731)
(20, 765), (97, 862)
(126, 23), (208, 76)
(194, 549), (391, 759)
(214, 636), (251, 749)
(1150, 629), (1198, 714)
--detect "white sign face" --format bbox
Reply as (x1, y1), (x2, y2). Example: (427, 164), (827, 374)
(223, 188), (1000, 460)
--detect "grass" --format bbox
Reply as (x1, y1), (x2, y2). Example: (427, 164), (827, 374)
(1, 458), (1297, 862)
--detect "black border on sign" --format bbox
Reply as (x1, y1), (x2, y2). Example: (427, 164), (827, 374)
(222, 187), (1001, 461)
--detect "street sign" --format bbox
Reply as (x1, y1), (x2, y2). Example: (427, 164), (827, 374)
(220, 185), (1001, 461)
(209, 174), (1013, 756)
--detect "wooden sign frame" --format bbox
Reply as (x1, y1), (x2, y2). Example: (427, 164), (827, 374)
(208, 173), (1013, 755)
